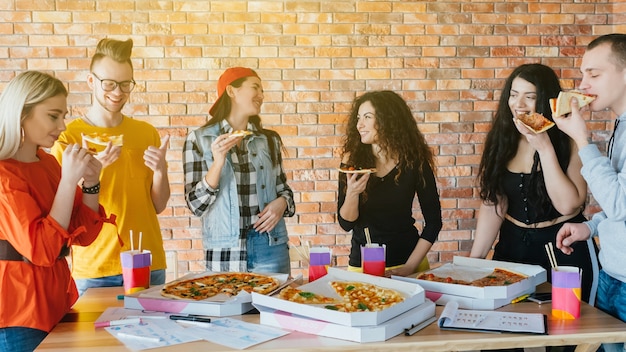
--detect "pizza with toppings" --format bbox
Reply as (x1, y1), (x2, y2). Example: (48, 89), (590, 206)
(516, 112), (555, 134)
(229, 130), (253, 138)
(160, 272), (280, 301)
(277, 281), (405, 312)
(337, 165), (377, 174)
(417, 268), (527, 287)
(277, 286), (339, 304)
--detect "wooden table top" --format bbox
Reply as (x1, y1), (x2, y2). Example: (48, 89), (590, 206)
(37, 286), (626, 352)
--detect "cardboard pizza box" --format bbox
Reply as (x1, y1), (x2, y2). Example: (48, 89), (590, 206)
(123, 271), (288, 317)
(251, 267), (425, 327)
(256, 299), (436, 343)
(394, 256), (546, 301)
(420, 287), (535, 310)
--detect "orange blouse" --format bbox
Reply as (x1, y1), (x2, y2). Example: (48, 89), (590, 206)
(0, 150), (108, 332)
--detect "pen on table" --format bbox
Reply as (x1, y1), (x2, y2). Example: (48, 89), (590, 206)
(126, 315), (167, 320)
(511, 293), (530, 304)
(94, 318), (141, 328)
(117, 332), (162, 344)
(169, 314), (212, 323)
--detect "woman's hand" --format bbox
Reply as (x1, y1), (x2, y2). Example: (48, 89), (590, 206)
(345, 172), (370, 196)
(513, 118), (552, 153)
(61, 143), (99, 185)
(253, 197), (287, 233)
(211, 133), (242, 163)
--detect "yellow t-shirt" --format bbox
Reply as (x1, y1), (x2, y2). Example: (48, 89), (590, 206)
(51, 117), (166, 279)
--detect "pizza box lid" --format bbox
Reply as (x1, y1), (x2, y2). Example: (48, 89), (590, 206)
(256, 299), (436, 343)
(123, 271), (289, 317)
(393, 256), (546, 300)
(251, 267), (425, 327)
(420, 288), (535, 310)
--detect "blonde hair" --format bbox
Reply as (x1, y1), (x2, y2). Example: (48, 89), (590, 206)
(0, 71), (67, 160)
(90, 38), (134, 71)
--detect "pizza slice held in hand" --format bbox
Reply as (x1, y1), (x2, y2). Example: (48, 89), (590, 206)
(516, 112), (555, 134)
(337, 165), (377, 174)
(549, 91), (596, 117)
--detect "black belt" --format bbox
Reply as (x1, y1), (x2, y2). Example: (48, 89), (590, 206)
(0, 239), (27, 261)
(0, 239), (69, 262)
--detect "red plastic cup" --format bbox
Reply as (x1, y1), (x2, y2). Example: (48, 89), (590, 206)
(361, 244), (386, 276)
(121, 250), (152, 294)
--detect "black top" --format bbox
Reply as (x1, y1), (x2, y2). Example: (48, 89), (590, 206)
(337, 162), (442, 267)
(503, 170), (562, 225)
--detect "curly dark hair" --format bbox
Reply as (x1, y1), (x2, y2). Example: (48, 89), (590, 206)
(205, 73), (284, 167)
(341, 90), (435, 185)
(478, 63), (571, 215)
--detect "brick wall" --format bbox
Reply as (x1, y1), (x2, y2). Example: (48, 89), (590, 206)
(1, 0), (624, 279)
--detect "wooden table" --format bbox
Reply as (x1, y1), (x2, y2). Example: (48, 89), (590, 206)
(37, 287), (626, 352)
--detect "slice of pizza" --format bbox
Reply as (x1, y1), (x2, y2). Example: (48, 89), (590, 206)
(337, 165), (377, 174)
(550, 91), (596, 117)
(82, 132), (124, 153)
(277, 286), (339, 304)
(330, 281), (404, 312)
(229, 130), (253, 138)
(516, 112), (555, 134)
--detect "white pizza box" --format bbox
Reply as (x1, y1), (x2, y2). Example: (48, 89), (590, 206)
(123, 271), (288, 317)
(421, 287), (535, 310)
(256, 299), (436, 343)
(251, 267), (425, 327)
(393, 256), (546, 300)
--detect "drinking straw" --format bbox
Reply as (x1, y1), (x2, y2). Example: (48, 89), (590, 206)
(288, 242), (310, 264)
(545, 242), (558, 269)
(138, 232), (143, 253)
(364, 227), (372, 246)
(130, 230), (134, 251)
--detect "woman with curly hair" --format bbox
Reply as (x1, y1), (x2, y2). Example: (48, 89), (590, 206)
(470, 63), (598, 303)
(338, 90), (442, 277)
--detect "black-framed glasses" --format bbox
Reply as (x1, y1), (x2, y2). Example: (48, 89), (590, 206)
(91, 72), (136, 93)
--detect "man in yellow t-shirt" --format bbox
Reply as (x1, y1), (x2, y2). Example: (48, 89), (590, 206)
(51, 38), (170, 295)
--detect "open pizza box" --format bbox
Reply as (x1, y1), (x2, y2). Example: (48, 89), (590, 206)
(123, 271), (289, 317)
(256, 299), (435, 343)
(251, 267), (425, 327)
(393, 256), (546, 309)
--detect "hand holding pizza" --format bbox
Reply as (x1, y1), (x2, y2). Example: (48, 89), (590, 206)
(553, 98), (591, 149)
(345, 172), (370, 198)
(210, 133), (240, 164)
(513, 118), (553, 154)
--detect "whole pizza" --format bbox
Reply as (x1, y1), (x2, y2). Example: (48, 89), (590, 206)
(417, 268), (527, 287)
(277, 280), (405, 312)
(161, 272), (280, 301)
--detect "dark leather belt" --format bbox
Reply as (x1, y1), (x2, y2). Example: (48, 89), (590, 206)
(0, 239), (26, 261)
(0, 240), (69, 262)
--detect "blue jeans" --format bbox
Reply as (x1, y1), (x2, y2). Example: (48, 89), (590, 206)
(75, 269), (166, 296)
(246, 230), (290, 274)
(596, 270), (626, 352)
(0, 327), (48, 352)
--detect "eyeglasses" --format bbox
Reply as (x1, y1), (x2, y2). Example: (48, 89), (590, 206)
(91, 72), (136, 93)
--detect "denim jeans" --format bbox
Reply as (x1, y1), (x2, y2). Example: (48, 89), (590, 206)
(0, 327), (48, 352)
(246, 229), (290, 274)
(75, 269), (166, 296)
(596, 270), (626, 352)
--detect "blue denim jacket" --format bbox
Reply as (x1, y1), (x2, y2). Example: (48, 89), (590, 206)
(192, 124), (289, 249)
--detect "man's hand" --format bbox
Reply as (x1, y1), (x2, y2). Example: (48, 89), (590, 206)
(556, 222), (591, 255)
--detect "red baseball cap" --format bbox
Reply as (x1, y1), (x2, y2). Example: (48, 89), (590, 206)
(209, 67), (260, 116)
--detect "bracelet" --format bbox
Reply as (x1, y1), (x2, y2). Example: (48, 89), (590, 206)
(82, 182), (100, 194)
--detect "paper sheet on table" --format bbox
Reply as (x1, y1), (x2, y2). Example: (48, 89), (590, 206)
(105, 320), (201, 350)
(183, 318), (290, 349)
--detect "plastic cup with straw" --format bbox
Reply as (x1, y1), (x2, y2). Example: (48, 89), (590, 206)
(120, 230), (152, 294)
(361, 227), (385, 276)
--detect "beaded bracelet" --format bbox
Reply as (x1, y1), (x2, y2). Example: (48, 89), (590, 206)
(82, 182), (101, 194)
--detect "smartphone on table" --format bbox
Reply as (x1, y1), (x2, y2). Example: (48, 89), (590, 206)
(527, 292), (551, 304)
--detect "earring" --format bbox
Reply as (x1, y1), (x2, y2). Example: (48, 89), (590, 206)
(19, 126), (24, 147)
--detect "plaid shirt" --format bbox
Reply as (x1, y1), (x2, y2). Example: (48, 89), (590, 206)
(183, 120), (295, 272)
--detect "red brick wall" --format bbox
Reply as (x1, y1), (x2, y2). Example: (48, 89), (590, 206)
(1, 0), (624, 279)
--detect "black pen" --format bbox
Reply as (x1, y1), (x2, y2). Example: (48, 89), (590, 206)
(169, 314), (212, 323)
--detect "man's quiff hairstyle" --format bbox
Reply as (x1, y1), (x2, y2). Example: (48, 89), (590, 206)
(588, 33), (626, 70)
(89, 38), (134, 71)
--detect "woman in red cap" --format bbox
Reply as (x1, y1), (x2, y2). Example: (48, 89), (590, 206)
(183, 67), (295, 274)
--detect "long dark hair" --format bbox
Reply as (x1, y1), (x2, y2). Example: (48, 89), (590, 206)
(478, 63), (571, 214)
(205, 75), (284, 167)
(341, 90), (435, 185)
